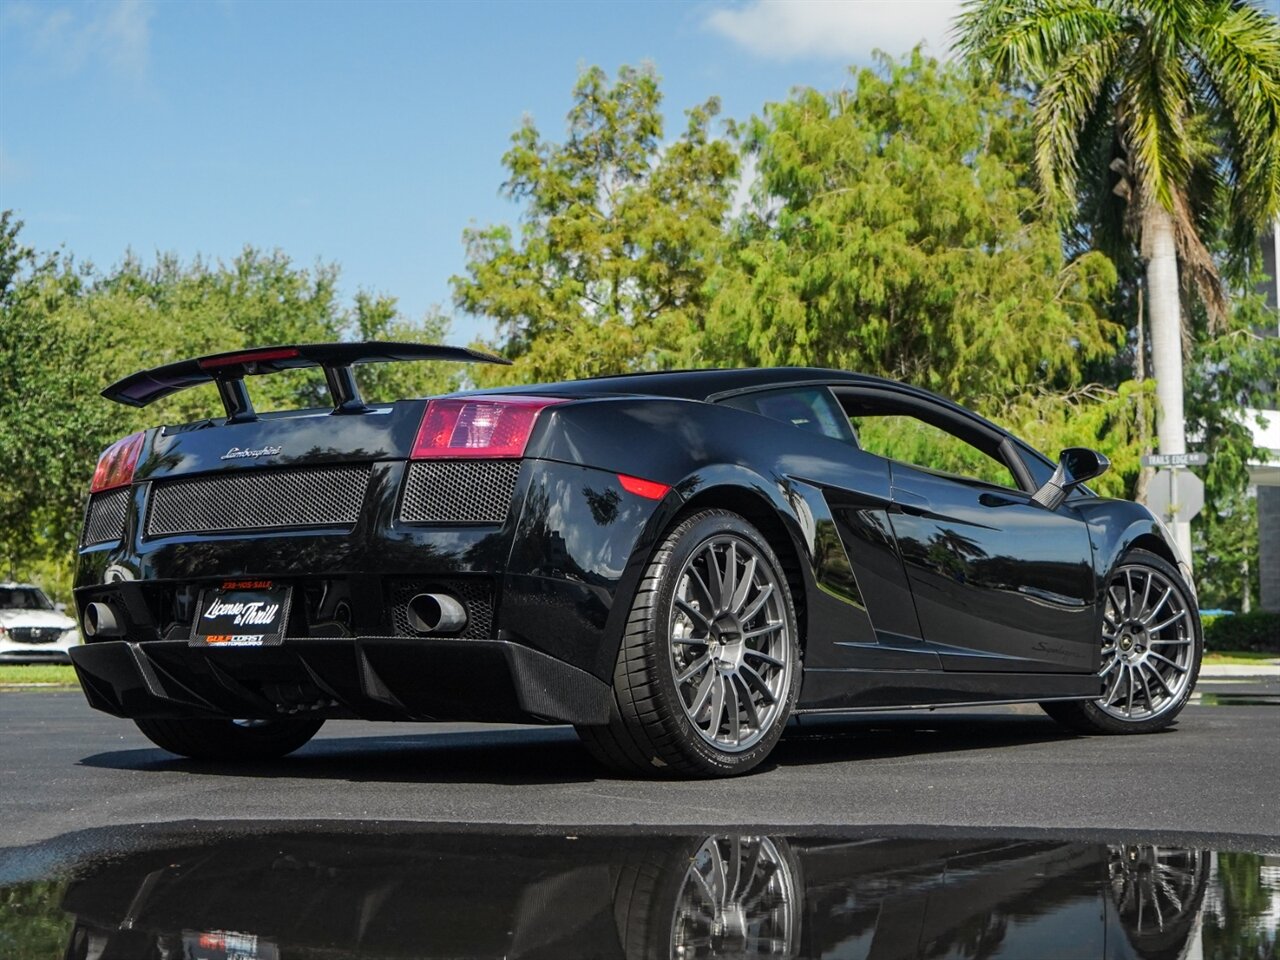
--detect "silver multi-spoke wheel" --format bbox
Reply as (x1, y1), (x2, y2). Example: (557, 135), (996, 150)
(577, 510), (798, 777)
(1108, 846), (1207, 941)
(668, 535), (793, 753)
(672, 836), (799, 959)
(1041, 550), (1200, 735)
(1096, 564), (1195, 722)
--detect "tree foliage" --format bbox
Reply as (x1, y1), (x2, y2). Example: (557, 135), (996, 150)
(453, 64), (738, 383)
(956, 0), (1280, 307)
(702, 52), (1120, 401)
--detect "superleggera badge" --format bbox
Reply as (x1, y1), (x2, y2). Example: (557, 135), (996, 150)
(220, 445), (282, 460)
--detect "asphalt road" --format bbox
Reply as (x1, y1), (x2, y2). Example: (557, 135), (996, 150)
(2, 678), (1276, 864)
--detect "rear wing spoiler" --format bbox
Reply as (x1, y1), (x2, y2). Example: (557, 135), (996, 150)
(103, 341), (511, 421)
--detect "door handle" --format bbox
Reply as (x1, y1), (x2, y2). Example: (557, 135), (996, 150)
(978, 492), (1025, 508)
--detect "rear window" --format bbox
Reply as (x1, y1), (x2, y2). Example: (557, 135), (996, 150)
(719, 387), (855, 443)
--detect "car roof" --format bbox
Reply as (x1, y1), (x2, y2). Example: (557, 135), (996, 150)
(474, 366), (1008, 434)
(0, 583), (42, 590)
(476, 366), (907, 402)
(469, 366), (1056, 474)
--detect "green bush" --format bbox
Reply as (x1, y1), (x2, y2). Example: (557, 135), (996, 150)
(1203, 612), (1280, 653)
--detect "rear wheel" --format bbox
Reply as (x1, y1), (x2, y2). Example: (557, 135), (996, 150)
(577, 509), (800, 778)
(134, 716), (324, 761)
(1041, 549), (1200, 735)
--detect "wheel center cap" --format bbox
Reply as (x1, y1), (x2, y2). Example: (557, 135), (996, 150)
(711, 613), (741, 643)
(1120, 635), (1133, 651)
(711, 614), (745, 670)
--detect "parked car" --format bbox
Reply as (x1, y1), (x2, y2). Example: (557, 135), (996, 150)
(0, 583), (80, 664)
(69, 343), (1201, 777)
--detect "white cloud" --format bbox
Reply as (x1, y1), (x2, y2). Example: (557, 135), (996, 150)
(5, 0), (153, 82)
(705, 0), (964, 62)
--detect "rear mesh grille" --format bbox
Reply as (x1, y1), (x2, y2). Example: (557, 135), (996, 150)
(147, 466), (371, 537)
(389, 578), (495, 640)
(400, 460), (521, 524)
(83, 489), (131, 545)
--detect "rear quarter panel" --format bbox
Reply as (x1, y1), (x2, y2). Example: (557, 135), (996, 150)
(519, 397), (893, 680)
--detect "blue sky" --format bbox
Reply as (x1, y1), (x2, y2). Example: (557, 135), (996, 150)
(1, 0), (961, 341)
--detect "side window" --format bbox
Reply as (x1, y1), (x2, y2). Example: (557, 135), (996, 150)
(719, 387), (855, 444)
(848, 413), (1019, 489)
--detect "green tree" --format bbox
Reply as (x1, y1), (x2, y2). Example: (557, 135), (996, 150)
(704, 51), (1120, 404)
(453, 64), (739, 383)
(957, 0), (1280, 562)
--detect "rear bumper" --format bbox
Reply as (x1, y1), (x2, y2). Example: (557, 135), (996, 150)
(69, 637), (612, 726)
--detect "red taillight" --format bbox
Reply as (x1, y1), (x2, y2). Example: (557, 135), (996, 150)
(90, 432), (145, 493)
(411, 396), (565, 460)
(618, 474), (671, 500)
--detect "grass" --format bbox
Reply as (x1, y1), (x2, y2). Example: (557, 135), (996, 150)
(1202, 651), (1279, 666)
(0, 664), (77, 686)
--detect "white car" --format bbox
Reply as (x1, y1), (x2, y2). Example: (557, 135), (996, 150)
(0, 583), (81, 664)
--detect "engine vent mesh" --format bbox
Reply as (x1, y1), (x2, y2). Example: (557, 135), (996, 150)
(83, 489), (131, 545)
(388, 578), (495, 640)
(147, 466), (371, 537)
(400, 460), (521, 524)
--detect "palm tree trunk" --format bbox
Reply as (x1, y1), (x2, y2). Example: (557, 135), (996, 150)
(1143, 200), (1194, 567)
(1134, 286), (1152, 506)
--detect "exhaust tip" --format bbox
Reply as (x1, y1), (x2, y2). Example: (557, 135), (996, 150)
(84, 602), (122, 638)
(406, 593), (468, 635)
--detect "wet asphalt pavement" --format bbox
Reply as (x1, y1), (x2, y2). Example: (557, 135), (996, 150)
(1, 676), (1276, 861)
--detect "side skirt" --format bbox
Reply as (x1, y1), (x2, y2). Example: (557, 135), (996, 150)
(796, 667), (1102, 713)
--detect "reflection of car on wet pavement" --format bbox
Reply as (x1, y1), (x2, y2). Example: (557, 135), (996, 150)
(0, 583), (80, 664)
(55, 829), (1211, 960)
(71, 342), (1201, 777)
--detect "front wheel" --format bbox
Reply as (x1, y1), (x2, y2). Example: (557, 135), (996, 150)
(134, 716), (324, 761)
(577, 509), (800, 778)
(1041, 549), (1201, 735)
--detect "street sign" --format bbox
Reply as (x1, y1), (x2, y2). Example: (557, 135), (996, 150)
(1145, 469), (1205, 522)
(1141, 452), (1209, 468)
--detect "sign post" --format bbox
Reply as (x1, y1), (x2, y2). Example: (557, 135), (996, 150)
(1141, 454), (1208, 571)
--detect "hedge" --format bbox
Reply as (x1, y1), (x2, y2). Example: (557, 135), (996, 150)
(1203, 611), (1280, 654)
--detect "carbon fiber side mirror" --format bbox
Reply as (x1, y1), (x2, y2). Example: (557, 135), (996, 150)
(1032, 447), (1111, 510)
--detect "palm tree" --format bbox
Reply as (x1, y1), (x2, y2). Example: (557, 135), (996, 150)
(956, 0), (1280, 561)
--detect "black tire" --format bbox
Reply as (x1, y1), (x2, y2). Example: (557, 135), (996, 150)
(576, 509), (801, 778)
(134, 716), (324, 761)
(1041, 549), (1201, 735)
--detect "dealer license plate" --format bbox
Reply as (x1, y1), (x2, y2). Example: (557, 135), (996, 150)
(183, 930), (279, 960)
(190, 580), (291, 647)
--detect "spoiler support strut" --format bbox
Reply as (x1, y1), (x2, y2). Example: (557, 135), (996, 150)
(216, 378), (256, 423)
(323, 365), (366, 414)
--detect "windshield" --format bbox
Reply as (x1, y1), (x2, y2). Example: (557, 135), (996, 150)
(0, 587), (54, 611)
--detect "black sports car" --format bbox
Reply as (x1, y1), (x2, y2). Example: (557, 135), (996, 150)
(70, 342), (1202, 777)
